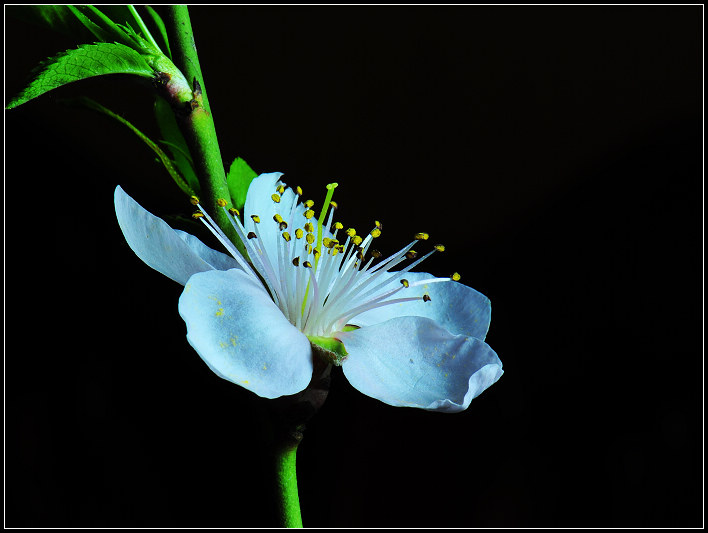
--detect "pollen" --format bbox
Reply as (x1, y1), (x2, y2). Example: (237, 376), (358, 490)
(274, 214), (284, 224)
(190, 195), (200, 206)
(296, 186), (303, 196)
(415, 232), (429, 241)
(251, 215), (261, 224)
(306, 233), (315, 244)
(370, 228), (382, 238)
(375, 220), (383, 230)
(400, 279), (409, 288)
(229, 208), (240, 217)
(451, 272), (461, 281)
(333, 222), (344, 230)
(304, 209), (315, 219)
(352, 235), (363, 246)
(295, 228), (304, 239)
(217, 198), (228, 207)
(277, 184), (285, 194)
(434, 244), (446, 252)
(191, 211), (204, 219)
(304, 222), (314, 233)
(271, 193), (281, 203)
(282, 231), (291, 242)
(330, 200), (338, 210)
(346, 228), (357, 237)
(304, 199), (315, 208)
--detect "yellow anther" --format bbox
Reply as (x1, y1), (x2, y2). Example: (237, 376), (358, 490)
(303, 261), (312, 268)
(296, 186), (303, 196)
(292, 257), (300, 267)
(304, 199), (315, 208)
(400, 279), (409, 288)
(273, 214), (284, 224)
(295, 228), (304, 239)
(271, 193), (281, 203)
(371, 249), (382, 259)
(346, 228), (357, 237)
(306, 244), (313, 254)
(277, 184), (285, 194)
(434, 244), (446, 252)
(313, 248), (321, 259)
(451, 272), (461, 281)
(304, 209), (315, 219)
(247, 231), (257, 239)
(336, 244), (345, 253)
(330, 200), (338, 210)
(331, 247), (340, 256)
(333, 222), (344, 230)
(323, 238), (333, 248)
(191, 211), (204, 219)
(415, 232), (429, 241)
(279, 221), (288, 231)
(370, 228), (382, 238)
(375, 220), (383, 230)
(304, 222), (314, 233)
(251, 215), (261, 223)
(217, 198), (228, 207)
(406, 250), (418, 260)
(356, 250), (365, 260)
(423, 294), (432, 302)
(282, 231), (291, 242)
(306, 233), (315, 244)
(229, 208), (240, 217)
(352, 235), (363, 246)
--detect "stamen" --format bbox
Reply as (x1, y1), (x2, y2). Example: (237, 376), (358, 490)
(304, 200), (315, 208)
(282, 232), (291, 242)
(400, 279), (409, 288)
(229, 208), (240, 217)
(405, 250), (418, 260)
(295, 228), (304, 239)
(414, 232), (429, 241)
(217, 198), (228, 207)
(190, 195), (200, 206)
(192, 211), (204, 219)
(279, 221), (288, 231)
(304, 209), (315, 219)
(434, 244), (446, 252)
(251, 215), (261, 224)
(274, 214), (284, 224)
(247, 231), (257, 239)
(451, 272), (461, 281)
(292, 257), (300, 267)
(423, 294), (432, 302)
(296, 186), (303, 196)
(370, 228), (382, 238)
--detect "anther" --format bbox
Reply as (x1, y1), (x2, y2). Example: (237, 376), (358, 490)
(451, 272), (461, 281)
(434, 244), (446, 252)
(352, 235), (363, 246)
(273, 214), (284, 224)
(415, 232), (429, 241)
(375, 220), (383, 230)
(333, 222), (344, 230)
(192, 211), (204, 219)
(346, 228), (357, 237)
(330, 200), (338, 210)
(406, 250), (418, 260)
(323, 238), (333, 248)
(247, 231), (257, 239)
(296, 186), (303, 196)
(190, 195), (200, 206)
(423, 294), (432, 302)
(292, 257), (300, 267)
(295, 228), (304, 239)
(282, 232), (291, 242)
(217, 198), (228, 207)
(313, 248), (321, 259)
(400, 279), (409, 288)
(304, 209), (315, 219)
(228, 208), (240, 217)
(304, 222), (314, 233)
(306, 233), (315, 244)
(279, 221), (288, 231)
(303, 261), (312, 268)
(271, 193), (281, 203)
(370, 228), (382, 238)
(371, 249), (382, 259)
(356, 250), (365, 260)
(251, 215), (261, 223)
(277, 184), (285, 194)
(304, 200), (315, 208)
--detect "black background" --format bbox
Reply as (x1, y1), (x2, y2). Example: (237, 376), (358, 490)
(5, 5), (703, 528)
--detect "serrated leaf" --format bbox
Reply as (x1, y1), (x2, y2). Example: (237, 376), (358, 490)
(144, 6), (172, 59)
(6, 42), (155, 110)
(154, 96), (199, 194)
(227, 157), (259, 212)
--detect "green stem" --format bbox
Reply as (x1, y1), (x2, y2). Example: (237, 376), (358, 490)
(274, 441), (304, 528)
(162, 5), (238, 244)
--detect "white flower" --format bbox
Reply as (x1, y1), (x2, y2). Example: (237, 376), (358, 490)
(114, 173), (503, 412)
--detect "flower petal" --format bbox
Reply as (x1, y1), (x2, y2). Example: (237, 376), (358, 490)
(174, 230), (241, 272)
(114, 186), (238, 285)
(349, 272), (492, 340)
(178, 268), (314, 398)
(340, 316), (502, 412)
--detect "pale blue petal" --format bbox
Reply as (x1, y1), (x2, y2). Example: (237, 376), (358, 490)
(350, 272), (492, 340)
(174, 230), (241, 272)
(114, 186), (236, 285)
(340, 316), (503, 412)
(178, 268), (314, 399)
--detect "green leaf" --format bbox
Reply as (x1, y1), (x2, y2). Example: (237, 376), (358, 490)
(72, 96), (196, 198)
(226, 157), (259, 213)
(6, 42), (155, 110)
(144, 6), (172, 59)
(154, 96), (199, 194)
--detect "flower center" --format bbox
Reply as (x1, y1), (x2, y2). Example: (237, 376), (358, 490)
(192, 180), (460, 337)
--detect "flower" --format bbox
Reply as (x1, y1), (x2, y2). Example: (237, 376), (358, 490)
(114, 173), (503, 412)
